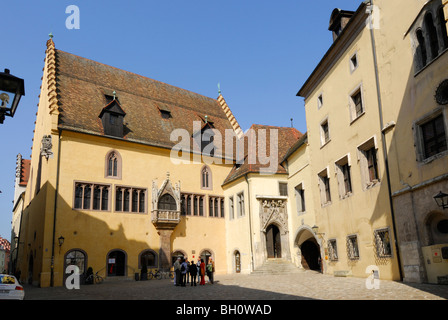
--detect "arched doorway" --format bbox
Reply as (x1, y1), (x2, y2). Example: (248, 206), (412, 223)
(300, 239), (321, 271)
(266, 224), (282, 258)
(107, 250), (126, 276)
(200, 250), (213, 265)
(234, 251), (241, 273)
(64, 249), (87, 283)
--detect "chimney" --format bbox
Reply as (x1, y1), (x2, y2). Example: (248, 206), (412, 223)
(329, 8), (355, 41)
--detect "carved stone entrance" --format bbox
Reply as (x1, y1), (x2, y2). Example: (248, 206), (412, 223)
(151, 173), (181, 269)
(257, 196), (290, 263)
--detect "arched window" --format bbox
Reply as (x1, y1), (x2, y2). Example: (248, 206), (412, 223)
(201, 166), (212, 190)
(425, 12), (440, 60)
(437, 6), (448, 50)
(416, 29), (427, 67)
(105, 150), (122, 179)
(139, 250), (157, 269)
(64, 250), (87, 276)
(158, 193), (177, 211)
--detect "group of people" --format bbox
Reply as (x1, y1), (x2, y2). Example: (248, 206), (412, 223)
(173, 257), (215, 287)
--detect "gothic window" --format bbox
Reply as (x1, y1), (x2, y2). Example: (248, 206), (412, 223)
(201, 166), (212, 190)
(425, 13), (440, 60)
(74, 182), (110, 211)
(158, 193), (177, 211)
(416, 29), (428, 67)
(105, 150), (122, 179)
(115, 186), (146, 213)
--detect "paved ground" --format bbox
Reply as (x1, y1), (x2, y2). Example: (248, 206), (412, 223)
(23, 270), (448, 300)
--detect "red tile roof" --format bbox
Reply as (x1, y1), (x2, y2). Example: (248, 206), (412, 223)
(223, 124), (303, 185)
(53, 49), (237, 158)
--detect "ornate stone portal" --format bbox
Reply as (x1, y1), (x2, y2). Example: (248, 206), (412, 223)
(151, 172), (181, 269)
(257, 196), (291, 262)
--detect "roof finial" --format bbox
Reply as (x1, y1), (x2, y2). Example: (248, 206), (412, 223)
(205, 115), (208, 123)
(217, 83), (221, 95)
(113, 90), (116, 100)
(49, 32), (53, 39)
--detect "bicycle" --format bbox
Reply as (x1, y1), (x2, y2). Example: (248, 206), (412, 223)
(85, 271), (104, 284)
(161, 269), (174, 279)
(148, 269), (162, 280)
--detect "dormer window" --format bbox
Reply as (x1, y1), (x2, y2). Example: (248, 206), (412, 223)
(157, 103), (172, 119)
(99, 99), (126, 138)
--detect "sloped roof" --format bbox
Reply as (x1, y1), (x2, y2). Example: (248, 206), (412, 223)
(53, 49), (236, 158)
(19, 158), (30, 187)
(223, 124), (303, 185)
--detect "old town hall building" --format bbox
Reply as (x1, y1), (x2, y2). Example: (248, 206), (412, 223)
(11, 0), (448, 287)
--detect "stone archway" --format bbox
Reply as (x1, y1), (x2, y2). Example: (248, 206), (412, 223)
(294, 226), (322, 272)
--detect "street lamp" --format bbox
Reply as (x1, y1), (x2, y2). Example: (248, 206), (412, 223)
(58, 236), (65, 247)
(434, 191), (448, 210)
(0, 69), (25, 124)
(312, 225), (325, 237)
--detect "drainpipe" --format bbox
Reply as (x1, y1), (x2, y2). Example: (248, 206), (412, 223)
(244, 174), (255, 272)
(367, 0), (403, 281)
(50, 130), (62, 287)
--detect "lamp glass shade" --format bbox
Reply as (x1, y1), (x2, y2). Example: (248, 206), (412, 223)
(434, 191), (448, 209)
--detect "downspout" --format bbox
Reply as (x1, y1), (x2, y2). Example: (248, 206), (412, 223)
(244, 174), (255, 272)
(50, 129), (62, 287)
(367, 1), (403, 281)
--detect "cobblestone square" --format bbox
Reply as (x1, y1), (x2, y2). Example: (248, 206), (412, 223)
(23, 271), (448, 300)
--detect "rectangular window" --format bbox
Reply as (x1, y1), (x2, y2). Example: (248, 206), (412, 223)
(317, 94), (323, 109)
(349, 85), (365, 122)
(295, 184), (306, 214)
(358, 137), (380, 189)
(350, 52), (358, 72)
(318, 169), (331, 206)
(347, 235), (360, 260)
(116, 186), (146, 213)
(335, 156), (352, 198)
(374, 228), (392, 258)
(320, 119), (330, 146)
(279, 182), (288, 196)
(328, 239), (338, 261)
(74, 182), (110, 211)
(421, 114), (447, 159)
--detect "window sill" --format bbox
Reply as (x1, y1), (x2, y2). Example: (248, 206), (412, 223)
(320, 139), (331, 149)
(414, 47), (448, 77)
(417, 150), (448, 166)
(321, 201), (332, 208)
(349, 111), (365, 125)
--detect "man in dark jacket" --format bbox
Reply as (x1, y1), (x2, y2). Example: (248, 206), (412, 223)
(189, 260), (197, 286)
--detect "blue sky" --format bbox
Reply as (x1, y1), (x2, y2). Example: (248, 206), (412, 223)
(0, 0), (360, 241)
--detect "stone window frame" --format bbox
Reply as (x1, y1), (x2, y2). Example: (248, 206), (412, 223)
(349, 51), (359, 74)
(346, 234), (360, 260)
(317, 167), (332, 207)
(319, 116), (331, 148)
(115, 185), (147, 214)
(105, 150), (122, 180)
(328, 239), (339, 262)
(357, 136), (380, 191)
(73, 181), (111, 212)
(334, 153), (353, 199)
(349, 83), (366, 124)
(374, 227), (393, 259)
(278, 182), (288, 196)
(200, 165), (212, 190)
(294, 182), (306, 215)
(229, 196), (235, 220)
(413, 106), (448, 164)
(208, 195), (225, 218)
(237, 191), (245, 218)
(181, 193), (206, 217)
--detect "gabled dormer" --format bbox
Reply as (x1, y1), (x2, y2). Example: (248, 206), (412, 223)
(99, 98), (126, 138)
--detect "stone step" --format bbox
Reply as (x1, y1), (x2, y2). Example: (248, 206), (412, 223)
(251, 259), (304, 275)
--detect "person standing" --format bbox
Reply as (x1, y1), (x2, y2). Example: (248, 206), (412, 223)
(207, 258), (215, 284)
(185, 258), (190, 284)
(181, 258), (188, 287)
(199, 259), (206, 285)
(189, 260), (197, 286)
(174, 257), (181, 286)
(196, 259), (201, 284)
